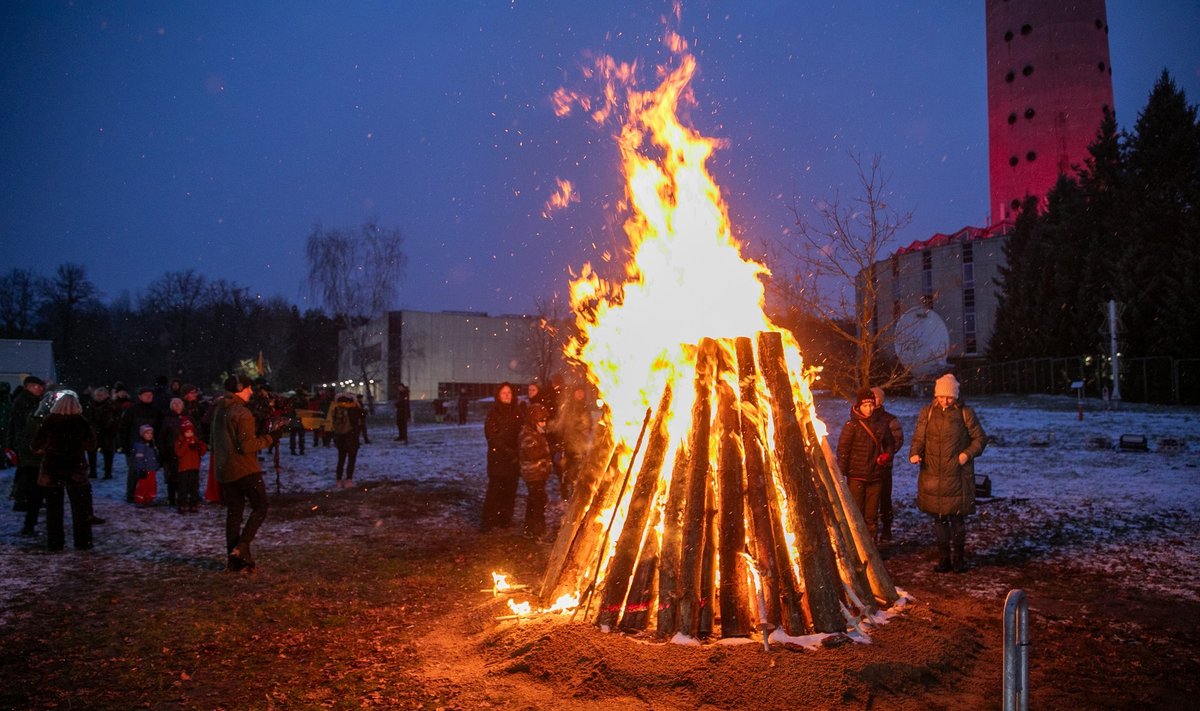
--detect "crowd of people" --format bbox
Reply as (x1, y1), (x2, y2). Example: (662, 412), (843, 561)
(3, 373), (371, 569)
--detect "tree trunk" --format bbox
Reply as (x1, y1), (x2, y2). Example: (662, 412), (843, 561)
(715, 339), (753, 637)
(618, 510), (662, 632)
(676, 338), (716, 639)
(655, 446), (693, 637)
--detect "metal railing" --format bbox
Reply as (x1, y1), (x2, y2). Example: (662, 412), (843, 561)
(1003, 589), (1030, 711)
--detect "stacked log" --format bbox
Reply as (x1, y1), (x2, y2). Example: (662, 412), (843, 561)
(540, 330), (898, 641)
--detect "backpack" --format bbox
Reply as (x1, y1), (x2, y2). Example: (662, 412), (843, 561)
(332, 405), (353, 435)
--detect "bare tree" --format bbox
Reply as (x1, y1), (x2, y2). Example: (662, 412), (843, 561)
(305, 220), (406, 411)
(770, 154), (914, 396)
(0, 268), (45, 338)
(141, 269), (208, 377)
(39, 263), (102, 382)
(527, 293), (571, 387)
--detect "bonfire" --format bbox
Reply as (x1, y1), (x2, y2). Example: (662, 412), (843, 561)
(528, 16), (897, 644)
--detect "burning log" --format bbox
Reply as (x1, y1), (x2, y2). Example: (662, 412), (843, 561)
(540, 419), (618, 601)
(698, 480), (717, 639)
(618, 509), (661, 631)
(714, 340), (753, 638)
(654, 441), (692, 635)
(676, 338), (717, 639)
(757, 331), (844, 633)
(596, 386), (674, 629)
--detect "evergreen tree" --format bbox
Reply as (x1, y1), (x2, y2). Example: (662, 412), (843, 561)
(1119, 71), (1200, 356)
(988, 196), (1044, 360)
(1074, 108), (1126, 350)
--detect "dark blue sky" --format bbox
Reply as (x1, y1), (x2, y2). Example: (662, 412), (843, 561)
(3, 1), (1198, 316)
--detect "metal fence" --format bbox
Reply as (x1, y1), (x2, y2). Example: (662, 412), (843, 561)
(956, 356), (1200, 405)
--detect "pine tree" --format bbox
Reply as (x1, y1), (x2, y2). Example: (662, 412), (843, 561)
(1119, 71), (1200, 356)
(988, 196), (1044, 360)
(1075, 108), (1125, 352)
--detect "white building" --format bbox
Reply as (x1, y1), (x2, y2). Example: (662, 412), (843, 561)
(335, 310), (548, 403)
(0, 339), (57, 388)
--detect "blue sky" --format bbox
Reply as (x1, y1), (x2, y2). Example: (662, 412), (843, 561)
(3, 1), (1198, 315)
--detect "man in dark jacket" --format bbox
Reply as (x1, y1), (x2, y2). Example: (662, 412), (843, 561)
(909, 373), (987, 573)
(11, 376), (46, 532)
(210, 374), (278, 571)
(836, 387), (894, 542)
(871, 387), (904, 543)
(393, 383), (410, 443)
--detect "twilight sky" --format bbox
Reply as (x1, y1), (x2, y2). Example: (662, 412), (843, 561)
(3, 1), (1198, 316)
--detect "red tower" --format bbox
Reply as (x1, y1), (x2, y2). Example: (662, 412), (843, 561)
(986, 0), (1114, 223)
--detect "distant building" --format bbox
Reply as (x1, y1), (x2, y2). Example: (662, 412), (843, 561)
(986, 0), (1114, 222)
(864, 0), (1114, 366)
(333, 310), (548, 403)
(0, 339), (57, 388)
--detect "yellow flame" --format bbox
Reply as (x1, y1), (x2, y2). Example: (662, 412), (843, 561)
(491, 571), (511, 592)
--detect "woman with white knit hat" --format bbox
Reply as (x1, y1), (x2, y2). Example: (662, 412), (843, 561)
(909, 373), (987, 573)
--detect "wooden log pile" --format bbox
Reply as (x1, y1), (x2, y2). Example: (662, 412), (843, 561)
(540, 330), (898, 640)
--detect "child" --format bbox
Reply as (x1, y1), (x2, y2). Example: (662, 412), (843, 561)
(518, 404), (553, 538)
(173, 418), (207, 513)
(132, 424), (161, 505)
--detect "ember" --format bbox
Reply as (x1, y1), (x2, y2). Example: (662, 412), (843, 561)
(543, 17), (897, 644)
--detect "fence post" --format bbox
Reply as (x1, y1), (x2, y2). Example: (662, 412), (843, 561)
(1003, 589), (1030, 711)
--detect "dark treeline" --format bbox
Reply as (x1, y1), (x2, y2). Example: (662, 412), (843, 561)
(991, 71), (1200, 361)
(0, 266), (340, 391)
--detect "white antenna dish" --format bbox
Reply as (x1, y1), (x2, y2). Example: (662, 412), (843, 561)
(894, 308), (950, 377)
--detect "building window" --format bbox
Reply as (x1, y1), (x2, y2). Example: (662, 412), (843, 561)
(1022, 65), (1034, 77)
(1021, 24), (1032, 35)
(1026, 151), (1038, 162)
(963, 288), (978, 355)
(1008, 112), (1017, 124)
(1025, 107), (1036, 119)
(1004, 30), (1014, 42)
(1009, 155), (1019, 167)
(1005, 70), (1015, 83)
(962, 242), (975, 289)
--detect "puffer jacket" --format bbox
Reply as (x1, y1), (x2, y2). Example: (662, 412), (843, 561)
(837, 405), (894, 482)
(209, 394), (274, 484)
(484, 401), (522, 477)
(910, 400), (987, 516)
(32, 414), (96, 486)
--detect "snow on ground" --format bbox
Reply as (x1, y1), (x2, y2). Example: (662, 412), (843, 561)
(3, 396), (1198, 625)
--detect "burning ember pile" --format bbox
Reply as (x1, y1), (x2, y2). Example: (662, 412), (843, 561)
(537, 16), (898, 644)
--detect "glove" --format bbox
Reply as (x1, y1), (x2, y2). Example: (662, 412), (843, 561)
(875, 452), (892, 467)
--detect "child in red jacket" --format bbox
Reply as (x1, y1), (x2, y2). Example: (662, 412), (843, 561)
(173, 418), (207, 513)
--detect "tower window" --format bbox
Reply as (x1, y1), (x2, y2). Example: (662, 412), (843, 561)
(1021, 24), (1032, 35)
(1024, 107), (1036, 119)
(1098, 61), (1106, 72)
(1008, 113), (1017, 125)
(1095, 19), (1103, 29)
(1022, 65), (1034, 77)
(1009, 155), (1019, 167)
(1005, 70), (1015, 83)
(1004, 30), (1014, 42)
(1026, 151), (1037, 162)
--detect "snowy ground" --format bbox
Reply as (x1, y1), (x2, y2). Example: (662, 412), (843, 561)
(3, 395), (1199, 623)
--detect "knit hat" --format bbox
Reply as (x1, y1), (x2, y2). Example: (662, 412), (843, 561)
(138, 424), (154, 437)
(871, 386), (885, 407)
(180, 419), (195, 437)
(934, 373), (960, 399)
(855, 388), (876, 408)
(24, 375), (46, 387)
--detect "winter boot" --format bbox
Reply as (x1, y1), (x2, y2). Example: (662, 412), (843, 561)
(952, 541), (968, 573)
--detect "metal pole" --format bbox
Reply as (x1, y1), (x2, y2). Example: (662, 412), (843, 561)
(1003, 589), (1030, 711)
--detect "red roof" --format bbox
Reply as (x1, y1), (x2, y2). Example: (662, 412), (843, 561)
(894, 222), (1011, 255)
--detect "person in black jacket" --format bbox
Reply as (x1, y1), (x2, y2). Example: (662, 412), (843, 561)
(11, 376), (47, 532)
(836, 388), (895, 543)
(85, 387), (120, 479)
(393, 383), (410, 443)
(481, 382), (522, 532)
(871, 387), (904, 543)
(31, 391), (96, 551)
(119, 387), (163, 503)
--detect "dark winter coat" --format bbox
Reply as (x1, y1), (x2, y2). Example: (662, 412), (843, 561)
(120, 401), (162, 452)
(910, 400), (987, 516)
(85, 397), (120, 451)
(872, 406), (904, 472)
(519, 421), (553, 483)
(32, 413), (96, 487)
(330, 399), (365, 452)
(837, 405), (894, 482)
(484, 400), (522, 479)
(209, 394), (274, 484)
(10, 387), (44, 465)
(159, 412), (183, 466)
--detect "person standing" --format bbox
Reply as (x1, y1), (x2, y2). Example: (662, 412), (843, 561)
(518, 403), (553, 538)
(871, 386), (904, 543)
(457, 390), (469, 426)
(85, 387), (119, 480)
(0, 381), (12, 472)
(210, 374), (278, 572)
(909, 373), (987, 573)
(173, 418), (206, 513)
(393, 383), (410, 443)
(481, 382), (522, 532)
(554, 384), (594, 503)
(159, 398), (186, 508)
(119, 387), (162, 503)
(30, 392), (96, 551)
(11, 377), (47, 533)
(836, 388), (894, 542)
(328, 393), (365, 488)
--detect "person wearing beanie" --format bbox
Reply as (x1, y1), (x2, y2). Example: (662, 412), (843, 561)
(131, 424), (161, 505)
(836, 387), (895, 542)
(119, 386), (163, 502)
(173, 417), (207, 513)
(909, 372), (987, 573)
(210, 373), (278, 571)
(870, 387), (904, 544)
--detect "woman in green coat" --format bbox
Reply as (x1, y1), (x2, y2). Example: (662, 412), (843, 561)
(909, 374), (987, 573)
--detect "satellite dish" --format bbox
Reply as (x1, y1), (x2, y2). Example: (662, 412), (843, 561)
(894, 308), (950, 377)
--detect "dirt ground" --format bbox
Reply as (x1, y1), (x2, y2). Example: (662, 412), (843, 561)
(2, 465), (1196, 711)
